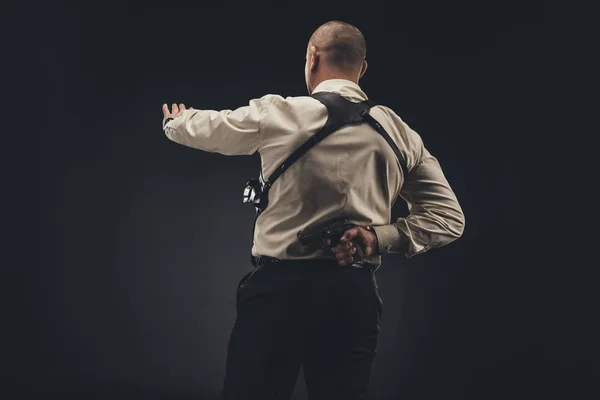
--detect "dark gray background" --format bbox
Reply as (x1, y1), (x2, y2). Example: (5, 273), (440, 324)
(17, 1), (589, 399)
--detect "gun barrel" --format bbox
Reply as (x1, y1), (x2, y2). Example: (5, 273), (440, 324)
(297, 230), (323, 245)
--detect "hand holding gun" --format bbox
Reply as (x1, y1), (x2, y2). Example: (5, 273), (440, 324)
(297, 216), (379, 266)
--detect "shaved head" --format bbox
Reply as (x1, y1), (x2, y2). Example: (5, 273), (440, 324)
(308, 21), (367, 72)
(304, 21), (368, 94)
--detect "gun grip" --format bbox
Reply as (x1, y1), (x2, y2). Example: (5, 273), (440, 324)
(352, 241), (365, 262)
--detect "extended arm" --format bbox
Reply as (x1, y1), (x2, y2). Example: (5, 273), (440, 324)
(162, 98), (264, 156)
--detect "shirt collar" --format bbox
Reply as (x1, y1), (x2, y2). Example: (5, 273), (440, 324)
(311, 79), (368, 102)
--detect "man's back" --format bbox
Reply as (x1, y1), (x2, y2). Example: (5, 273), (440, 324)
(254, 79), (412, 264)
(252, 78), (463, 265)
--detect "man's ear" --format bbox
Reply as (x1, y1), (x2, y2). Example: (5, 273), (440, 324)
(310, 46), (319, 72)
(359, 59), (368, 79)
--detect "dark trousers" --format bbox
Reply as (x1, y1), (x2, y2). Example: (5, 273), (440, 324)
(222, 258), (383, 400)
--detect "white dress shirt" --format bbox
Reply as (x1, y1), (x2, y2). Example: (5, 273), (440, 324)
(163, 79), (465, 267)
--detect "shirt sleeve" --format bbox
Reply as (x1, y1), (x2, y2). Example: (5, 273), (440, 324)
(372, 148), (465, 259)
(163, 97), (265, 156)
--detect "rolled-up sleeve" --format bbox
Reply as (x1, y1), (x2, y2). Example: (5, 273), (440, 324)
(373, 149), (465, 259)
(163, 97), (264, 156)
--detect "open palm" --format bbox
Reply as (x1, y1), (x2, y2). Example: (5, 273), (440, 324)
(162, 103), (193, 119)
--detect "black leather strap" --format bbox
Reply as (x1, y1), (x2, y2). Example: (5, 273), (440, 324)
(362, 99), (377, 108)
(360, 110), (408, 179)
(262, 92), (373, 192)
(262, 92), (407, 191)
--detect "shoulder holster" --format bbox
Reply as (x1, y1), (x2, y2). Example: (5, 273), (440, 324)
(242, 91), (408, 267)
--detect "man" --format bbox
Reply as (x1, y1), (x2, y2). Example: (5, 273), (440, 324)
(162, 21), (464, 400)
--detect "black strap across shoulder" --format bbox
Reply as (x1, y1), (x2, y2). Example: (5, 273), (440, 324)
(263, 92), (407, 192)
(248, 91), (408, 267)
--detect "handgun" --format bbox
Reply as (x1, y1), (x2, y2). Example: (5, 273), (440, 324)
(297, 216), (365, 262)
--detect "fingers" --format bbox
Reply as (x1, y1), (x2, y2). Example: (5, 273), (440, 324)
(335, 246), (356, 259)
(337, 251), (354, 266)
(331, 241), (356, 266)
(163, 103), (190, 118)
(330, 241), (353, 253)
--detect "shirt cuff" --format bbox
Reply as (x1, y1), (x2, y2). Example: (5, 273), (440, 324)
(372, 224), (406, 255)
(162, 117), (174, 129)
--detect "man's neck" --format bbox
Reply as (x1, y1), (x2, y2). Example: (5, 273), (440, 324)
(311, 72), (358, 93)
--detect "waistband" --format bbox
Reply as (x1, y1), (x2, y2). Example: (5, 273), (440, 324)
(252, 255), (378, 272)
